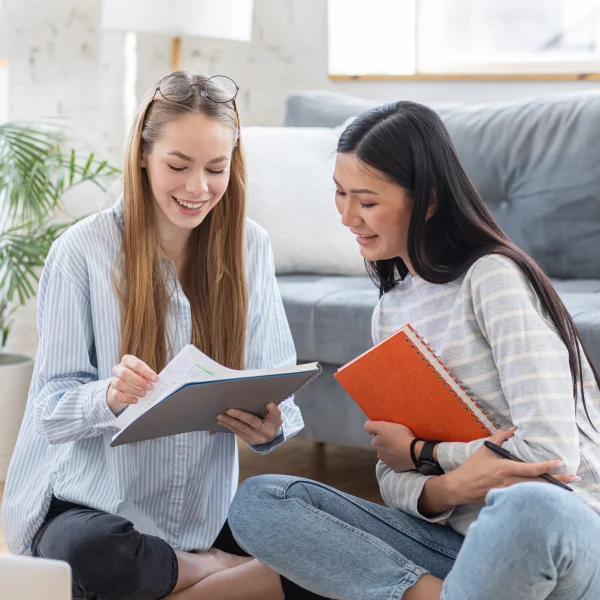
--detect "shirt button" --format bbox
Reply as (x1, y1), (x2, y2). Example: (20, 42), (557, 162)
(178, 447), (187, 456)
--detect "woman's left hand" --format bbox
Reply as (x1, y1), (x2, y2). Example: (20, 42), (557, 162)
(217, 403), (283, 446)
(365, 421), (417, 473)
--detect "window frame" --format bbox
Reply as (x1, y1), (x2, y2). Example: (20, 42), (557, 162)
(327, 0), (600, 81)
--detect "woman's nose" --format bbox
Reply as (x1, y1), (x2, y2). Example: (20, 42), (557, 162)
(186, 171), (209, 195)
(341, 202), (360, 228)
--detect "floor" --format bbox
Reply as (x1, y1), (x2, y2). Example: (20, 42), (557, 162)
(0, 438), (382, 554)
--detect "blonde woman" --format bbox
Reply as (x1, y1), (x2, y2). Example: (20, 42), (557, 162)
(2, 72), (326, 600)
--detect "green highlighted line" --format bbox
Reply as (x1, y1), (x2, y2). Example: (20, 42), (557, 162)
(196, 364), (215, 376)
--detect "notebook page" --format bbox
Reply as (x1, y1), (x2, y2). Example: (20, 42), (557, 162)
(114, 345), (233, 429)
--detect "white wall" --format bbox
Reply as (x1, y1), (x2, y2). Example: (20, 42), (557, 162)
(0, 0), (126, 166)
(3, 0), (600, 153)
(0, 64), (8, 123)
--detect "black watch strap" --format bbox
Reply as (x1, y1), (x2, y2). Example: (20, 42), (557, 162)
(410, 438), (444, 475)
(410, 437), (424, 469)
(419, 440), (439, 464)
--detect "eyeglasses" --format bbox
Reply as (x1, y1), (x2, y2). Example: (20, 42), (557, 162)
(151, 74), (239, 109)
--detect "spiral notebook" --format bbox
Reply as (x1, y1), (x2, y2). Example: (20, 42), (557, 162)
(111, 344), (322, 446)
(334, 324), (497, 442)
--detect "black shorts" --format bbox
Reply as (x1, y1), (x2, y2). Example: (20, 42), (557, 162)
(31, 496), (327, 600)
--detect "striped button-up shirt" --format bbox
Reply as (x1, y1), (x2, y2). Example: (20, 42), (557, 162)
(2, 197), (304, 555)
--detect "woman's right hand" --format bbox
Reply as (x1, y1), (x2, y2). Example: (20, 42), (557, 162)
(445, 428), (580, 505)
(107, 355), (158, 415)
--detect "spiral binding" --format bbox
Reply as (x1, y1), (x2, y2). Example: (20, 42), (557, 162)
(403, 325), (498, 434)
(282, 364), (323, 401)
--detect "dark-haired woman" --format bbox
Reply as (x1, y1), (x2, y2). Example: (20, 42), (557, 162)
(228, 101), (600, 600)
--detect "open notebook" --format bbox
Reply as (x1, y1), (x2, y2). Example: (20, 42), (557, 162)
(334, 324), (497, 442)
(111, 344), (321, 446)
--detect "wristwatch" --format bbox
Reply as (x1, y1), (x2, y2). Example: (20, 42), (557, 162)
(410, 438), (444, 476)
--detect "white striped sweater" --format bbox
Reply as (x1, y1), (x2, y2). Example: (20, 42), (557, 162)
(374, 255), (600, 535)
(1, 197), (304, 555)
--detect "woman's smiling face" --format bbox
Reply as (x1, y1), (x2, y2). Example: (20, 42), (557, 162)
(334, 152), (413, 268)
(141, 112), (235, 238)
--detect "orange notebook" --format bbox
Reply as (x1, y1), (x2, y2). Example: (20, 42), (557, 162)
(334, 324), (497, 442)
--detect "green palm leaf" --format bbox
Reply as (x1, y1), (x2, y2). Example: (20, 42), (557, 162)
(0, 121), (120, 349)
(0, 221), (69, 306)
(0, 122), (119, 225)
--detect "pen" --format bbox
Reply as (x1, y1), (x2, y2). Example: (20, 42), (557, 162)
(483, 440), (573, 492)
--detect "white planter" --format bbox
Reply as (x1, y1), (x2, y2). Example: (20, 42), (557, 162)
(0, 353), (34, 482)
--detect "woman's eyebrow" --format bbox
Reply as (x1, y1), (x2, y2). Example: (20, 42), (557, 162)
(167, 152), (229, 164)
(167, 151), (194, 162)
(333, 176), (378, 195)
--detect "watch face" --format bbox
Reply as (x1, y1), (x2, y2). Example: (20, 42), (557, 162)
(418, 461), (443, 476)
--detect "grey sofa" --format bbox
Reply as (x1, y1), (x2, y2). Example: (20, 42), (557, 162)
(277, 90), (600, 449)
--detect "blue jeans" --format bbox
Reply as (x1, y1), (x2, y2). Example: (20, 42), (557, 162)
(229, 475), (600, 600)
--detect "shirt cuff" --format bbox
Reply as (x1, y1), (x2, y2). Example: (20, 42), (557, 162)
(437, 439), (486, 473)
(410, 475), (456, 523)
(84, 378), (119, 430)
(247, 425), (286, 455)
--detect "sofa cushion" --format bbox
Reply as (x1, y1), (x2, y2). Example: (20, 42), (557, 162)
(243, 120), (365, 276)
(285, 91), (459, 128)
(278, 275), (378, 364)
(278, 274), (600, 371)
(284, 91), (600, 280)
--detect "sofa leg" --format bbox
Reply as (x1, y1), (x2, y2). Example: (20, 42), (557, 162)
(312, 442), (326, 476)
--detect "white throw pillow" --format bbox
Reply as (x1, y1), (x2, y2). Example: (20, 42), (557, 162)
(243, 119), (367, 276)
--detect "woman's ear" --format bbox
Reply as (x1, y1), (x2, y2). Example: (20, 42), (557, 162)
(140, 152), (147, 169)
(426, 190), (438, 221)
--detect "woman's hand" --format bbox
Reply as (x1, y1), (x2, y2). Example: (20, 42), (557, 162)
(107, 354), (158, 415)
(445, 428), (581, 505)
(365, 421), (417, 472)
(217, 403), (283, 446)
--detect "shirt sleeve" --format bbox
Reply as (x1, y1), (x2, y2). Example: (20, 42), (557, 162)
(436, 256), (580, 475)
(244, 225), (304, 455)
(33, 254), (118, 445)
(376, 461), (455, 522)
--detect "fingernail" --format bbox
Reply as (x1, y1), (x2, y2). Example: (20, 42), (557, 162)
(140, 390), (146, 396)
(568, 475), (581, 483)
(268, 403), (276, 409)
(556, 461), (567, 468)
(151, 375), (158, 382)
(217, 414), (223, 420)
(226, 410), (235, 416)
(145, 383), (153, 390)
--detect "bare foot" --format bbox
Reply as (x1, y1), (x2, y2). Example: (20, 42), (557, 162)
(171, 548), (254, 595)
(207, 547), (254, 571)
(169, 558), (284, 600)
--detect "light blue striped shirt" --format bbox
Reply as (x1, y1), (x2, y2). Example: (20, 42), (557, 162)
(1, 196), (304, 555)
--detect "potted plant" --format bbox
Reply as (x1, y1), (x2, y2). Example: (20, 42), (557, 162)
(0, 121), (119, 480)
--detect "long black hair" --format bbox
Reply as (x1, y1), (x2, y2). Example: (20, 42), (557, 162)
(338, 100), (599, 420)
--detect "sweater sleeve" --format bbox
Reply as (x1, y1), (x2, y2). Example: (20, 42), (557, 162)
(436, 256), (580, 475)
(376, 461), (455, 522)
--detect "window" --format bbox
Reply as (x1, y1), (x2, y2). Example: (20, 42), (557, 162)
(328, 0), (600, 77)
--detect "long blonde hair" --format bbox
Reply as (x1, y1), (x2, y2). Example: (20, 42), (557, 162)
(119, 71), (248, 372)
